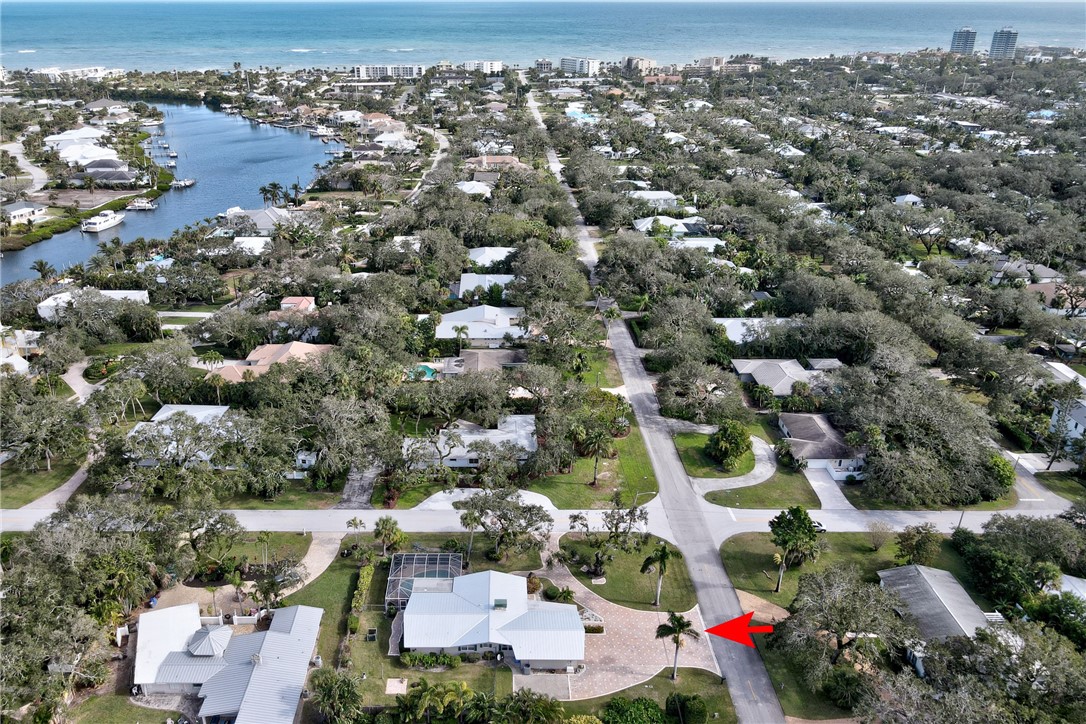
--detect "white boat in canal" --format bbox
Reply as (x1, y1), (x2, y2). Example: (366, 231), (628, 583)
(126, 198), (158, 211)
(170, 178), (196, 188)
(80, 210), (125, 232)
(167, 151), (178, 158)
(165, 161), (177, 168)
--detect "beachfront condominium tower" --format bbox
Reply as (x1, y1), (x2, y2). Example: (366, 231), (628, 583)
(950, 27), (977, 55)
(990, 27), (1018, 60)
(559, 57), (602, 76)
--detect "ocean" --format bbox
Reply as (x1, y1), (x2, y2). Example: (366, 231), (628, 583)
(1, 2), (1083, 71)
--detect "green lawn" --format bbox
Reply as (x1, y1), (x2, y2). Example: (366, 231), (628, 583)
(160, 316), (205, 325)
(0, 458), (81, 508)
(754, 633), (849, 720)
(562, 669), (737, 722)
(674, 432), (755, 479)
(841, 483), (1018, 511)
(1034, 471), (1086, 504)
(748, 416), (780, 442)
(705, 466), (821, 510)
(67, 695), (181, 723)
(371, 480), (447, 509)
(560, 534), (696, 612)
(580, 346), (623, 388)
(720, 532), (990, 610)
(53, 377), (77, 400)
(235, 532), (312, 566)
(1071, 364), (1086, 377)
(530, 420), (658, 509)
(222, 478), (342, 510)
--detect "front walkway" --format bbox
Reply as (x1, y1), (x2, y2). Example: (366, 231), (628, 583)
(62, 360), (102, 403)
(514, 535), (718, 701)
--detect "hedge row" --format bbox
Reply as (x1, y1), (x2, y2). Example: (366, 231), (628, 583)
(350, 562), (375, 612)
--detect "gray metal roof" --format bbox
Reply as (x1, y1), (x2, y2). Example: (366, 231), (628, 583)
(878, 565), (990, 640)
(188, 625), (233, 657)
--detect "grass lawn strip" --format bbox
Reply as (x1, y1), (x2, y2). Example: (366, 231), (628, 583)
(561, 534), (696, 612)
(0, 458), (82, 508)
(562, 669), (737, 722)
(68, 695), (182, 723)
(222, 478), (342, 510)
(753, 633), (849, 720)
(1034, 471), (1086, 505)
(841, 482), (1018, 511)
(704, 466), (821, 510)
(235, 532), (312, 566)
(674, 432), (755, 479)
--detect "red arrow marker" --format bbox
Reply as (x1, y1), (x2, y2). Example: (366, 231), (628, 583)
(705, 612), (774, 648)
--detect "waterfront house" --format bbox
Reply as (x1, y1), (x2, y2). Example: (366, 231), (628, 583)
(402, 569), (583, 672)
(777, 412), (865, 480)
(223, 206), (292, 234)
(133, 602), (323, 724)
(2, 200), (48, 225)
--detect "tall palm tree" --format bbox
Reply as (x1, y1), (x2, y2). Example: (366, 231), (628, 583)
(29, 259), (56, 280)
(641, 540), (684, 607)
(347, 516), (366, 547)
(655, 611), (700, 680)
(452, 324), (469, 356)
(460, 509), (482, 561)
(581, 427), (614, 487)
(266, 181), (285, 206)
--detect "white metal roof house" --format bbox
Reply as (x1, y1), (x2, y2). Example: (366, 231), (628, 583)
(626, 189), (680, 210)
(429, 305), (525, 346)
(129, 405), (231, 466)
(455, 180), (493, 198)
(468, 246), (515, 267)
(894, 193), (924, 207)
(402, 415), (537, 468)
(403, 570), (584, 671)
(134, 602), (323, 724)
(457, 273), (515, 299)
(36, 289), (150, 321)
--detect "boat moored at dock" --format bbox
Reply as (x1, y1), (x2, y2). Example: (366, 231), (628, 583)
(80, 210), (126, 232)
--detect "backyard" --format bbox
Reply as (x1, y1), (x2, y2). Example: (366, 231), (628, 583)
(559, 534), (697, 612)
(67, 695), (181, 724)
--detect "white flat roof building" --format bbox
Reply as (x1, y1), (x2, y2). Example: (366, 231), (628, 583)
(468, 246), (515, 267)
(458, 273), (515, 298)
(429, 305), (525, 343)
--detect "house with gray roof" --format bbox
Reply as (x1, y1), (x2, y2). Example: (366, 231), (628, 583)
(778, 412), (865, 480)
(732, 358), (817, 397)
(403, 569), (584, 672)
(878, 565), (1002, 676)
(134, 602), (323, 724)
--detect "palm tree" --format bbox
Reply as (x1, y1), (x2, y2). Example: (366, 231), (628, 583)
(374, 515), (402, 556)
(226, 570), (244, 603)
(256, 530), (271, 569)
(207, 373), (226, 406)
(581, 427), (614, 486)
(460, 509), (482, 562)
(347, 516), (366, 547)
(554, 586), (575, 603)
(655, 611), (700, 680)
(641, 540), (684, 607)
(266, 181), (285, 206)
(452, 324), (469, 356)
(30, 259), (56, 280)
(289, 182), (304, 205)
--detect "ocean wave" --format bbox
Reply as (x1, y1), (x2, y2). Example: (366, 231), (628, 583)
(17, 49), (37, 54)
(386, 48), (416, 53)
(289, 48), (314, 53)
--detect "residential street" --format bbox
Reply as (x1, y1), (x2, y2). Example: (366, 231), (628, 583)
(1, 141), (49, 192)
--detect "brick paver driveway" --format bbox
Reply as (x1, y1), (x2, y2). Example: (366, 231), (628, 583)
(514, 536), (719, 700)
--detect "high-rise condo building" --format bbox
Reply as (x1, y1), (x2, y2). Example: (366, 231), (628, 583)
(950, 27), (977, 55)
(559, 57), (601, 76)
(990, 27), (1018, 60)
(462, 60), (505, 74)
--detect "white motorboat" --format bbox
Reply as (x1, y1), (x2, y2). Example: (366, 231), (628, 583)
(126, 198), (158, 211)
(165, 161), (177, 168)
(170, 178), (196, 188)
(81, 210), (125, 232)
(167, 151), (178, 158)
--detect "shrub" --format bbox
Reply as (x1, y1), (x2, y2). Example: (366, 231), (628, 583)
(526, 574), (542, 594)
(821, 667), (868, 709)
(601, 697), (664, 724)
(485, 549), (503, 561)
(347, 614), (359, 635)
(460, 653), (481, 664)
(350, 562), (375, 612)
(441, 538), (464, 553)
(896, 523), (942, 566)
(666, 693), (708, 724)
(705, 419), (752, 468)
(544, 585), (560, 601)
(399, 652), (461, 669)
(584, 624), (604, 634)
(566, 717), (603, 724)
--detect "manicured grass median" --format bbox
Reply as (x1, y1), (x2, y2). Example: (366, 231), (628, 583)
(560, 534), (696, 612)
(562, 669), (737, 722)
(705, 466), (821, 510)
(0, 458), (81, 508)
(720, 532), (988, 611)
(68, 695), (180, 723)
(674, 432), (755, 479)
(1035, 471), (1086, 505)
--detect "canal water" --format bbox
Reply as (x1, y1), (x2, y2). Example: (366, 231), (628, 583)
(1, 103), (338, 283)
